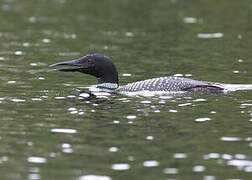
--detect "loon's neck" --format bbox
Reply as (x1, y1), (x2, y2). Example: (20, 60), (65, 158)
(97, 79), (119, 91)
(97, 83), (119, 90)
(95, 62), (119, 91)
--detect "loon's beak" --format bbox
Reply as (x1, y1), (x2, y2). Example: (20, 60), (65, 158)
(50, 58), (85, 72)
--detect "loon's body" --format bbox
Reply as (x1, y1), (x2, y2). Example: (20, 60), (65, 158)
(116, 76), (224, 93)
(50, 54), (252, 93)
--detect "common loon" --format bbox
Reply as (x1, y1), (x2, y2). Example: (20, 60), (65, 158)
(50, 54), (252, 93)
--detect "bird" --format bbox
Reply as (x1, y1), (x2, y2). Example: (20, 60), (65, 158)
(50, 53), (252, 94)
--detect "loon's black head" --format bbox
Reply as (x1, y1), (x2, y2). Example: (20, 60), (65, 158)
(50, 54), (119, 85)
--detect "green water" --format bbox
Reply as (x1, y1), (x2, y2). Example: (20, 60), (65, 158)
(0, 0), (252, 179)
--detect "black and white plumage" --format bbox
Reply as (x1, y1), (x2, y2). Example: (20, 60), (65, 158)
(117, 76), (224, 92)
(50, 53), (252, 93)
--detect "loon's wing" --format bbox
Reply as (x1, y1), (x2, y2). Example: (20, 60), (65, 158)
(117, 77), (224, 92)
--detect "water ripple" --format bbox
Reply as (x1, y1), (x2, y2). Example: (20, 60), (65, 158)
(220, 137), (241, 142)
(183, 17), (198, 23)
(195, 117), (211, 122)
(51, 128), (77, 134)
(173, 153), (187, 159)
(79, 175), (111, 180)
(143, 160), (160, 167)
(197, 33), (223, 38)
(111, 163), (130, 170)
(193, 165), (205, 172)
(27, 157), (47, 163)
(163, 168), (179, 174)
(108, 147), (118, 152)
(11, 98), (26, 102)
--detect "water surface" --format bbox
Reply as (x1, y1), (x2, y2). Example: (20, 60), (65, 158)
(0, 0), (252, 180)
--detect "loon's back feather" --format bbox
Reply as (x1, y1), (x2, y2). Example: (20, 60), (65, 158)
(117, 76), (224, 92)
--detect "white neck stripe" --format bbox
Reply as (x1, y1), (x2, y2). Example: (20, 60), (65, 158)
(97, 83), (118, 90)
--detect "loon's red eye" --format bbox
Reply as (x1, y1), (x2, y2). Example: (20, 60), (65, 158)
(87, 59), (93, 63)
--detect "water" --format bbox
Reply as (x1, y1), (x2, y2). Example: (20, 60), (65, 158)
(0, 0), (252, 179)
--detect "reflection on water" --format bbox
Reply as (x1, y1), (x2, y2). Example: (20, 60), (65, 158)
(111, 163), (130, 171)
(27, 157), (47, 164)
(79, 175), (112, 180)
(197, 33), (224, 39)
(163, 168), (179, 174)
(143, 160), (160, 167)
(51, 128), (77, 134)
